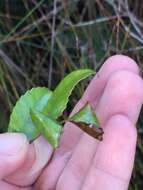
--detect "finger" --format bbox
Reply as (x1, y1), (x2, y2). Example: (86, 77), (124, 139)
(34, 151), (72, 190)
(81, 115), (137, 190)
(5, 136), (53, 187)
(56, 133), (98, 190)
(35, 55), (139, 189)
(96, 70), (143, 125)
(0, 133), (28, 179)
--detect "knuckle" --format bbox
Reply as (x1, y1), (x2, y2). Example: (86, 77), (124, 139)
(108, 70), (143, 100)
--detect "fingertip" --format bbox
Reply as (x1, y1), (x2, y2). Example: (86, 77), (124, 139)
(82, 55), (139, 105)
(103, 55), (139, 74)
(96, 70), (143, 125)
(0, 133), (29, 178)
(5, 136), (54, 186)
(0, 132), (28, 157)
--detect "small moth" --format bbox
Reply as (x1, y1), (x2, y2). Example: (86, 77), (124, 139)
(73, 122), (104, 141)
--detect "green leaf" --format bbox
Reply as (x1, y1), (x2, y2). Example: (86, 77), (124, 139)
(69, 103), (99, 127)
(8, 87), (52, 141)
(43, 69), (95, 119)
(30, 109), (62, 148)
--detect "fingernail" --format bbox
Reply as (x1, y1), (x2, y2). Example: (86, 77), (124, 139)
(0, 133), (28, 156)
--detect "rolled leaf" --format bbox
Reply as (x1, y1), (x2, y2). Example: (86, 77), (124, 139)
(43, 69), (95, 119)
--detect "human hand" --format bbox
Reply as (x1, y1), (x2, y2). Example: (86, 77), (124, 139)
(0, 55), (143, 190)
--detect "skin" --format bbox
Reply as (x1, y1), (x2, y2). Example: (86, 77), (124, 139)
(0, 55), (143, 190)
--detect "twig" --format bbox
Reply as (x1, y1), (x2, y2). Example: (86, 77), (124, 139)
(125, 0), (143, 38)
(64, 15), (125, 28)
(48, 0), (57, 88)
(2, 0), (80, 43)
(125, 46), (143, 52)
(116, 2), (121, 51)
(122, 23), (143, 45)
(0, 0), (45, 44)
(106, 0), (143, 45)
(0, 49), (34, 85)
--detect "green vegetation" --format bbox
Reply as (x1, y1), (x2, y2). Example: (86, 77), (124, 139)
(0, 1), (143, 188)
(8, 69), (96, 148)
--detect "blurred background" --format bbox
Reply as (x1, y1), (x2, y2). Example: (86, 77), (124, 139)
(0, 0), (143, 189)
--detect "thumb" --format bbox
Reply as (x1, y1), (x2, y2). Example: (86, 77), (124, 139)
(5, 135), (53, 187)
(0, 133), (28, 179)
